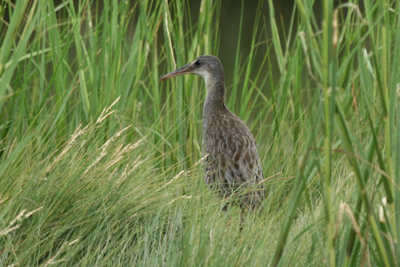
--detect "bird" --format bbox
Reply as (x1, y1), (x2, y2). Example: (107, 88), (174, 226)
(160, 55), (265, 211)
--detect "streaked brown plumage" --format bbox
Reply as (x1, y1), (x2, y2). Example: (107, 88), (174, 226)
(160, 55), (265, 210)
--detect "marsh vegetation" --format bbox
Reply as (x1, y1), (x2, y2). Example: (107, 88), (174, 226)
(0, 0), (399, 266)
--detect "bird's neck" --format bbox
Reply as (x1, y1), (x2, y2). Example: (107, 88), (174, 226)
(203, 77), (226, 117)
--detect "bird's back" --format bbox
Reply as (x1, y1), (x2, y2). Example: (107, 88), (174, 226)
(202, 106), (265, 210)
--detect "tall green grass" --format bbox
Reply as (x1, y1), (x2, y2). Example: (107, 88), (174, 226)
(0, 0), (399, 266)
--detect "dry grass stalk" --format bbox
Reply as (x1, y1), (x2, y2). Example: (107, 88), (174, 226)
(334, 202), (364, 248)
(45, 124), (88, 174)
(83, 125), (132, 175)
(9, 209), (27, 226)
(96, 96), (121, 124)
(0, 195), (9, 205)
(0, 225), (21, 236)
(43, 238), (80, 267)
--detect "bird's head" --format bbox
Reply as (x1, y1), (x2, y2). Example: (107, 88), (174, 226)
(160, 55), (224, 84)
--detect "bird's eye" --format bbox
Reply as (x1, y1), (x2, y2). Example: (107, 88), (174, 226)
(194, 60), (201, 66)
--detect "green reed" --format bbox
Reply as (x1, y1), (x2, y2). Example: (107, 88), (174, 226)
(0, 0), (399, 266)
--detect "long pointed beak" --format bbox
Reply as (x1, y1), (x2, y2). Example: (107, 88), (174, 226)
(159, 63), (194, 82)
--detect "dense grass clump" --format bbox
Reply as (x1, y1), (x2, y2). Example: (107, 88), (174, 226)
(1, 0), (399, 266)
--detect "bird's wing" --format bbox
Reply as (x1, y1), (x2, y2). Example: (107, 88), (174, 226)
(204, 114), (264, 188)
